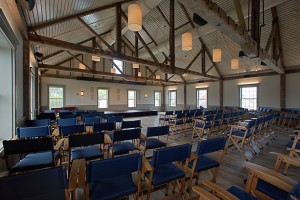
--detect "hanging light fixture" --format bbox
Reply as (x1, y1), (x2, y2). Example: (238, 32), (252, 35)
(213, 31), (222, 62)
(92, 55), (100, 62)
(111, 67), (116, 73)
(182, 32), (192, 51)
(133, 63), (139, 68)
(128, 4), (142, 32)
(231, 58), (239, 69)
(156, 74), (160, 79)
(138, 71), (142, 77)
(79, 63), (86, 69)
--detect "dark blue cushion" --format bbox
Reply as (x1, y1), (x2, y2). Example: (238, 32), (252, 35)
(188, 155), (219, 172)
(286, 141), (300, 150)
(231, 130), (251, 138)
(140, 138), (166, 149)
(256, 179), (289, 200)
(71, 146), (102, 161)
(145, 163), (185, 186)
(288, 182), (300, 199)
(227, 186), (257, 200)
(88, 174), (137, 200)
(113, 142), (139, 155)
(11, 151), (59, 172)
(196, 123), (211, 129)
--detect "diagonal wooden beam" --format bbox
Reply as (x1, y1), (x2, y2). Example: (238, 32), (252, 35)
(185, 48), (202, 70)
(232, 0), (246, 28)
(156, 5), (170, 26)
(77, 17), (115, 53)
(265, 23), (278, 53)
(55, 53), (82, 66)
(29, 33), (220, 80)
(66, 51), (94, 72)
(109, 59), (125, 75)
(205, 64), (214, 74)
(167, 74), (175, 81)
(28, 0), (133, 31)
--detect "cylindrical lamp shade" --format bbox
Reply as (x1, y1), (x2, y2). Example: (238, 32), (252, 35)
(133, 63), (139, 68)
(92, 55), (100, 62)
(128, 4), (142, 32)
(213, 48), (222, 62)
(138, 71), (142, 77)
(182, 32), (192, 51)
(79, 63), (86, 69)
(231, 58), (239, 69)
(111, 67), (116, 73)
(156, 74), (160, 79)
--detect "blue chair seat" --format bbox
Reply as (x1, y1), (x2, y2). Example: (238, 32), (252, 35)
(188, 155), (219, 172)
(227, 186), (258, 200)
(289, 182), (300, 199)
(285, 141), (300, 150)
(256, 179), (289, 200)
(140, 138), (166, 149)
(231, 130), (251, 138)
(113, 142), (139, 155)
(169, 120), (184, 125)
(196, 123), (211, 129)
(88, 174), (137, 200)
(145, 163), (185, 186)
(71, 146), (102, 161)
(11, 151), (59, 173)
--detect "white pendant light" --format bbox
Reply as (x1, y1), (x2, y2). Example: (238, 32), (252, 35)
(138, 71), (142, 77)
(128, 4), (142, 32)
(111, 67), (116, 73)
(79, 63), (86, 69)
(182, 32), (192, 51)
(213, 49), (222, 62)
(92, 55), (100, 62)
(231, 58), (239, 69)
(133, 63), (139, 68)
(156, 74), (160, 79)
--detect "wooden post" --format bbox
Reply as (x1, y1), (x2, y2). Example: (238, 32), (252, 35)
(219, 80), (223, 108)
(23, 40), (30, 119)
(184, 84), (187, 109)
(169, 0), (175, 72)
(35, 67), (39, 115)
(201, 46), (206, 75)
(251, 0), (260, 43)
(280, 74), (286, 109)
(116, 3), (122, 54)
(162, 86), (166, 111)
(135, 35), (138, 76)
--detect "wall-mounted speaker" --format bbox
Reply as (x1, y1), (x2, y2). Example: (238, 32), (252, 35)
(193, 13), (208, 26)
(18, 0), (36, 11)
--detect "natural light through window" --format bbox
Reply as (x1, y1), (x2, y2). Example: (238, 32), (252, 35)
(98, 88), (108, 108)
(155, 91), (161, 107)
(49, 86), (64, 109)
(128, 90), (136, 108)
(196, 89), (207, 108)
(240, 85), (257, 110)
(113, 60), (123, 74)
(169, 90), (176, 107)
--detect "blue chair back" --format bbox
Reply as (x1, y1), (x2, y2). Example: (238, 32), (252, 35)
(86, 153), (142, 182)
(204, 110), (211, 116)
(84, 117), (101, 126)
(255, 117), (263, 126)
(81, 113), (96, 119)
(205, 115), (214, 121)
(108, 116), (123, 123)
(25, 119), (50, 127)
(93, 122), (115, 132)
(43, 110), (56, 113)
(59, 124), (85, 136)
(57, 118), (77, 126)
(87, 110), (97, 115)
(69, 132), (104, 148)
(37, 113), (56, 121)
(17, 126), (51, 138)
(183, 110), (189, 114)
(112, 129), (141, 142)
(121, 120), (141, 129)
(146, 126), (169, 137)
(59, 110), (72, 114)
(0, 167), (67, 200)
(195, 137), (226, 155)
(165, 111), (174, 115)
(176, 113), (185, 119)
(175, 110), (182, 115)
(74, 110), (87, 116)
(60, 113), (77, 119)
(152, 143), (191, 167)
(195, 110), (203, 116)
(246, 120), (256, 129)
(3, 137), (53, 155)
(214, 113), (223, 120)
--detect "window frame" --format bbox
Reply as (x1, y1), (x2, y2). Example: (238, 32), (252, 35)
(128, 89), (137, 108)
(47, 84), (65, 110)
(154, 91), (161, 107)
(168, 90), (177, 107)
(239, 84), (259, 110)
(97, 88), (109, 109)
(112, 59), (124, 75)
(196, 88), (208, 108)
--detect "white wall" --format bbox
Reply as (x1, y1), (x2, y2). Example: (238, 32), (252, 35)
(286, 72), (300, 108)
(41, 77), (163, 110)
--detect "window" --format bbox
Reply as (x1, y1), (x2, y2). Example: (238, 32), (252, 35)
(128, 90), (137, 108)
(196, 89), (208, 108)
(48, 86), (64, 109)
(240, 85), (258, 110)
(169, 90), (177, 107)
(113, 60), (123, 74)
(98, 88), (108, 108)
(154, 91), (161, 107)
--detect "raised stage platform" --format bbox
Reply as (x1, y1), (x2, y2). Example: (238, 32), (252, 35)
(105, 110), (158, 118)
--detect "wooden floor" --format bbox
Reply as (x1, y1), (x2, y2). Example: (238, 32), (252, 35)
(76, 115), (300, 199)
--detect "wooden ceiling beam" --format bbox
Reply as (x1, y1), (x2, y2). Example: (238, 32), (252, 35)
(232, 0), (246, 29)
(29, 33), (220, 80)
(185, 48), (202, 70)
(66, 51), (94, 72)
(28, 0), (133, 31)
(156, 5), (170, 26)
(169, 0), (175, 71)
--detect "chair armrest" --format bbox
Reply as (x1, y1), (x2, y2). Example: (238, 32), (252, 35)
(142, 157), (152, 174)
(104, 134), (112, 144)
(52, 128), (59, 137)
(242, 162), (297, 193)
(78, 159), (86, 188)
(68, 159), (80, 192)
(192, 185), (220, 200)
(189, 152), (198, 161)
(270, 152), (300, 168)
(201, 180), (239, 200)
(54, 138), (64, 151)
(140, 133), (147, 140)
